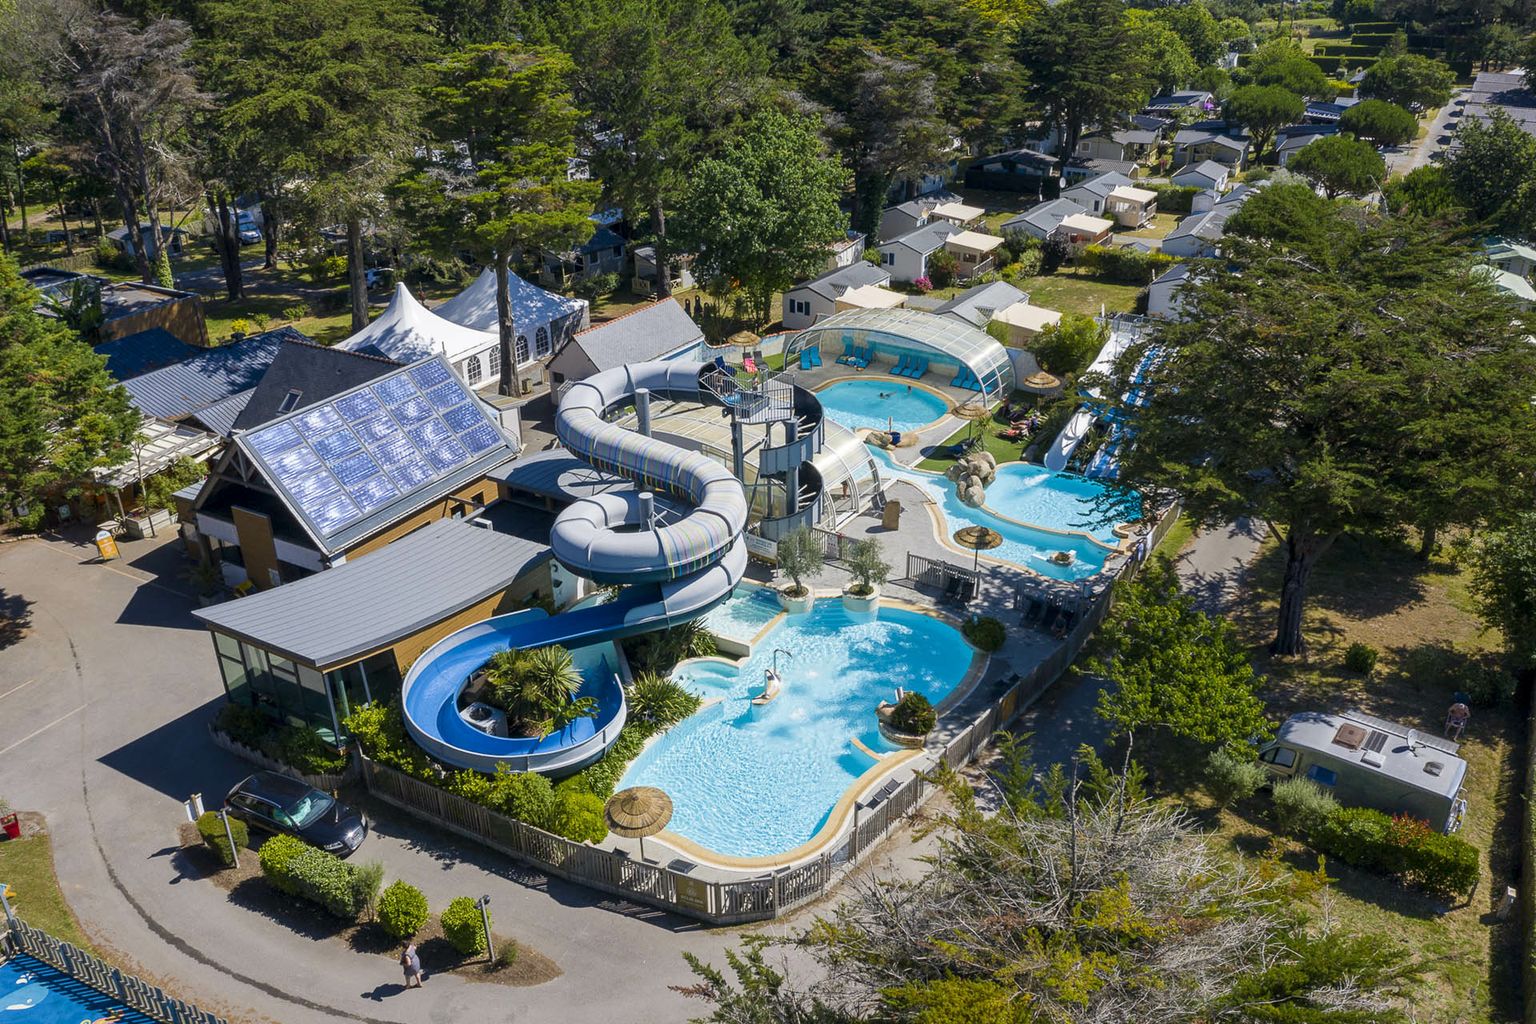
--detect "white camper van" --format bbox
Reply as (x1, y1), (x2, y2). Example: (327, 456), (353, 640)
(1258, 709), (1468, 833)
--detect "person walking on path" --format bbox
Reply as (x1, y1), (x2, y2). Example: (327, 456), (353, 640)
(401, 943), (424, 988)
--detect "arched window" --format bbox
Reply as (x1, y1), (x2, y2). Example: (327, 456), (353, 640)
(463, 354), (482, 386)
(535, 326), (550, 357)
(515, 335), (529, 364)
(487, 345), (501, 377)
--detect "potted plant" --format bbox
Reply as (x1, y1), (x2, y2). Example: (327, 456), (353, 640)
(181, 559), (225, 606)
(877, 692), (936, 748)
(774, 527), (822, 613)
(842, 537), (889, 612)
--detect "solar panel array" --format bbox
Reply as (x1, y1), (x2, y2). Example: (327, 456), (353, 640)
(243, 358), (506, 539)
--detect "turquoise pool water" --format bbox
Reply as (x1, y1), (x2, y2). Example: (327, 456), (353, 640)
(0, 955), (154, 1024)
(872, 448), (1129, 580)
(701, 584), (782, 643)
(815, 380), (949, 435)
(619, 602), (974, 857)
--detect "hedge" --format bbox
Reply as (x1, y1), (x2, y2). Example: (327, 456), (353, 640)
(195, 811), (248, 867)
(1149, 184), (1203, 214)
(1350, 33), (1399, 47)
(1350, 21), (1396, 32)
(1313, 805), (1479, 900)
(1309, 54), (1378, 75)
(962, 616), (1007, 652)
(1316, 43), (1387, 57)
(257, 833), (380, 919)
(1077, 245), (1176, 285)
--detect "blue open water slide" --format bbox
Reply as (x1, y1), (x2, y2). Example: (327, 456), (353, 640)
(400, 361), (749, 774)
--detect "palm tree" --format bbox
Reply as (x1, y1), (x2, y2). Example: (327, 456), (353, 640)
(485, 645), (592, 736)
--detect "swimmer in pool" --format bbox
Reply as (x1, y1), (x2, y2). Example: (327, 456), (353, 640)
(878, 391), (892, 398)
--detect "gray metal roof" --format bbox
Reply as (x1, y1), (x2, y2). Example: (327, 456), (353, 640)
(493, 448), (633, 502)
(554, 299), (704, 373)
(1001, 198), (1089, 235)
(190, 389), (255, 437)
(1172, 160), (1230, 185)
(933, 281), (1027, 328)
(120, 328), (295, 421)
(1063, 171), (1137, 201)
(788, 261), (891, 302)
(883, 220), (959, 255)
(193, 517), (552, 667)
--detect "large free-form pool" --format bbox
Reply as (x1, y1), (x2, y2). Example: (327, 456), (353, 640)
(871, 448), (1129, 580)
(815, 379), (950, 435)
(619, 596), (975, 858)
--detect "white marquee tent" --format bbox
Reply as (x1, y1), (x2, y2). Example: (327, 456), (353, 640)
(433, 267), (590, 365)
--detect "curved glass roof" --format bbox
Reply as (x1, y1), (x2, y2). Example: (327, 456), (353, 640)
(784, 308), (1015, 403)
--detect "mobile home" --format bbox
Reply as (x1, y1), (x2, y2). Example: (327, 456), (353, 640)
(1257, 709), (1467, 832)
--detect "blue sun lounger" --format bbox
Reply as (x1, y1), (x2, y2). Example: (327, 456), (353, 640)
(891, 355), (912, 376)
(799, 349), (814, 371)
(808, 346), (822, 367)
(907, 357), (928, 379)
(850, 345), (873, 369)
(836, 340), (857, 365)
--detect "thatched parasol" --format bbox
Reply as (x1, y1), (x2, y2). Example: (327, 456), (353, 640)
(604, 786), (674, 861)
(1022, 371), (1060, 391)
(955, 401), (992, 420)
(953, 525), (1002, 572)
(726, 329), (761, 349)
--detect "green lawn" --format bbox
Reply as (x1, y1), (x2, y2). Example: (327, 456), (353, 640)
(0, 824), (92, 949)
(1156, 534), (1519, 1024)
(1152, 512), (1195, 559)
(1018, 268), (1142, 318)
(916, 406), (1034, 472)
(1114, 212), (1181, 243)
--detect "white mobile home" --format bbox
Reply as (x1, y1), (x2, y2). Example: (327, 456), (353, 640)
(1258, 709), (1468, 832)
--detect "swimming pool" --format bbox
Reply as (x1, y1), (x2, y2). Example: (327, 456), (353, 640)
(815, 379), (950, 435)
(0, 955), (155, 1024)
(871, 448), (1130, 580)
(619, 601), (976, 858)
(701, 583), (782, 644)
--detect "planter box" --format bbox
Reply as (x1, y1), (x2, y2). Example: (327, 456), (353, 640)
(877, 718), (928, 749)
(123, 507), (176, 539)
(778, 588), (815, 614)
(842, 586), (880, 613)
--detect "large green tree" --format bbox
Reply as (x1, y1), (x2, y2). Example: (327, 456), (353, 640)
(1473, 513), (1536, 675)
(395, 44), (599, 397)
(1241, 39), (1331, 98)
(1338, 98), (1419, 147)
(1102, 217), (1536, 655)
(0, 256), (139, 526)
(1358, 53), (1457, 110)
(522, 0), (758, 299)
(1443, 108), (1536, 236)
(1288, 134), (1386, 198)
(199, 0), (436, 332)
(1091, 559), (1270, 750)
(673, 108), (849, 326)
(1016, 0), (1153, 162)
(1126, 10), (1198, 96)
(1223, 84), (1304, 155)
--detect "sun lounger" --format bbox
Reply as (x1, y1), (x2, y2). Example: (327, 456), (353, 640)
(1020, 597), (1044, 627)
(908, 357), (928, 379)
(852, 346), (873, 368)
(1038, 604), (1060, 633)
(891, 354), (912, 376)
(836, 341), (856, 365)
(808, 346), (822, 367)
(799, 350), (813, 371)
(743, 356), (758, 374)
(713, 355), (731, 375)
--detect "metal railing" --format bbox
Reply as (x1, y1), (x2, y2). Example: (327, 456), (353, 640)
(2, 919), (229, 1024)
(349, 504), (1181, 925)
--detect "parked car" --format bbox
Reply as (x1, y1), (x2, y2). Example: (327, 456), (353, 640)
(365, 267), (393, 289)
(223, 771), (368, 856)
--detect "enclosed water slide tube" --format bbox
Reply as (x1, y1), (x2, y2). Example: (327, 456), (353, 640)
(400, 361), (749, 774)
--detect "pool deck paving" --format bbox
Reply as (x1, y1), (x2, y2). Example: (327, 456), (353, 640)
(0, 524), (1070, 1024)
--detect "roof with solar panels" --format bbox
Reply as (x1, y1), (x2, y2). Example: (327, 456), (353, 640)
(229, 354), (517, 555)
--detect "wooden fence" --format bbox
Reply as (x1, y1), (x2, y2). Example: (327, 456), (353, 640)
(206, 724), (350, 792)
(3, 919), (228, 1024)
(357, 503), (1181, 924)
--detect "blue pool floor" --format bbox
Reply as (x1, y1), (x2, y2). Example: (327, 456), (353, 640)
(0, 954), (156, 1024)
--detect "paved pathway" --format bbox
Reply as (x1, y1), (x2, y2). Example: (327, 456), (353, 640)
(1385, 89), (1469, 177)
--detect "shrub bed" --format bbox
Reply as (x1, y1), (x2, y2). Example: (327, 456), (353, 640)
(441, 896), (489, 956)
(257, 833), (381, 920)
(962, 616), (1007, 652)
(195, 811), (248, 867)
(1149, 185), (1203, 214)
(889, 693), (936, 735)
(1077, 245), (1176, 285)
(377, 880), (429, 939)
(213, 703), (348, 775)
(1313, 805), (1479, 900)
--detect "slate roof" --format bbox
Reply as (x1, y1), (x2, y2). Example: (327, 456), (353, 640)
(933, 281), (1028, 329)
(118, 328), (298, 421)
(1172, 160), (1230, 186)
(789, 261), (892, 302)
(231, 339), (399, 434)
(1000, 198), (1090, 236)
(555, 298), (705, 374)
(192, 517), (552, 667)
(1173, 121), (1249, 146)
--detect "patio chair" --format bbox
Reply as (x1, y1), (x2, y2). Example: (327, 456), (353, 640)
(1038, 604), (1061, 633)
(955, 578), (977, 604)
(1019, 596), (1044, 627)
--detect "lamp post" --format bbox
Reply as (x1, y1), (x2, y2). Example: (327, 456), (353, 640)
(476, 895), (493, 963)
